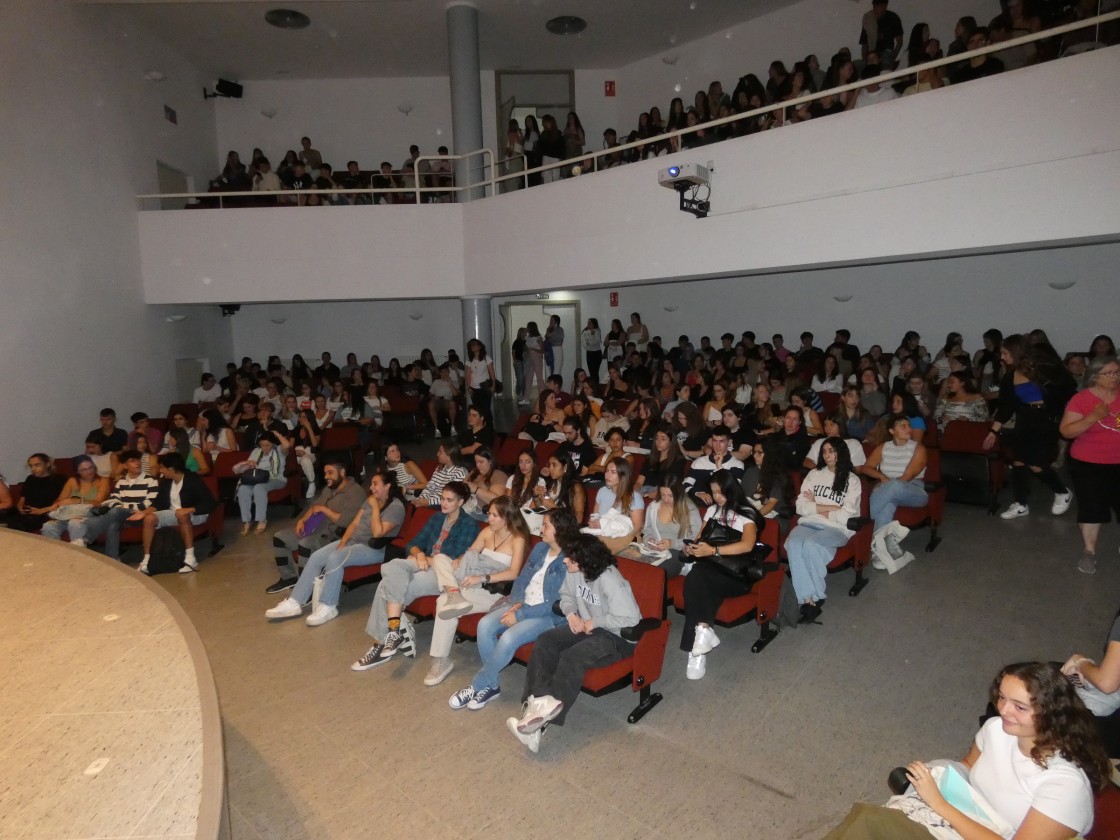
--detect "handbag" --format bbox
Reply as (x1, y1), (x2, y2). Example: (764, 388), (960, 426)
(697, 510), (770, 583)
(239, 469), (272, 486)
(49, 503), (94, 521)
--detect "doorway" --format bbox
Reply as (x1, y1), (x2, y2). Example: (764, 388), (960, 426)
(156, 161), (190, 210)
(498, 301), (580, 399)
(175, 357), (209, 402)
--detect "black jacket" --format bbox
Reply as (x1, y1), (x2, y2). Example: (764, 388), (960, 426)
(154, 472), (215, 516)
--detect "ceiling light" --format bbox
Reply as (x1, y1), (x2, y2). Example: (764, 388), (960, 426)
(265, 9), (311, 30)
(546, 15), (587, 35)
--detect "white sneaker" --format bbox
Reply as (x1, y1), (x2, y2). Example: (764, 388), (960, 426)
(434, 429), (442, 439)
(888, 521), (910, 541)
(516, 695), (563, 734)
(304, 483), (317, 500)
(70, 538), (86, 548)
(1000, 502), (1029, 520)
(506, 716), (541, 752)
(177, 557), (199, 574)
(305, 603), (338, 626)
(137, 562), (150, 576)
(1051, 491), (1073, 516)
(691, 625), (720, 656)
(265, 598), (303, 620)
(686, 653), (706, 680)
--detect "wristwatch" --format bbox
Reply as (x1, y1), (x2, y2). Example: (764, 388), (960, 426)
(484, 574), (491, 585)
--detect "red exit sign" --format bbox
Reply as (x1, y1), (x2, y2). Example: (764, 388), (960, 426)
(609, 292), (618, 307)
(604, 80), (616, 97)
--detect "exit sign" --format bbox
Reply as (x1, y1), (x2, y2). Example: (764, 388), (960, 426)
(610, 292), (618, 307)
(535, 293), (550, 299)
(604, 80), (616, 97)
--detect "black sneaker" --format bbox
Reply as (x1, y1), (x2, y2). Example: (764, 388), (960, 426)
(379, 630), (405, 658)
(265, 577), (297, 595)
(352, 644), (388, 671)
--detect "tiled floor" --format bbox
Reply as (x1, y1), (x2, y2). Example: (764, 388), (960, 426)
(156, 463), (1115, 840)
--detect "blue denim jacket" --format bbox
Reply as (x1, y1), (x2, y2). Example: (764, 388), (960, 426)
(510, 541), (568, 623)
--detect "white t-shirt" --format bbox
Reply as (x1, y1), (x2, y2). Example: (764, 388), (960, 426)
(806, 437), (867, 467)
(430, 379), (455, 400)
(466, 358), (491, 388)
(169, 478), (184, 510)
(969, 716), (1093, 835)
(700, 506), (755, 535)
(193, 383), (223, 403)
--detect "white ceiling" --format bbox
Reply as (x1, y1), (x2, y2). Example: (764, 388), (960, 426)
(87, 0), (805, 79)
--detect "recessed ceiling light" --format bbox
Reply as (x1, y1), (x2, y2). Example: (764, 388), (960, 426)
(265, 9), (311, 30)
(545, 15), (587, 35)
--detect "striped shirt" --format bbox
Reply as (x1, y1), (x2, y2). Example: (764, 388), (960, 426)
(880, 439), (924, 481)
(419, 465), (468, 506)
(107, 475), (160, 510)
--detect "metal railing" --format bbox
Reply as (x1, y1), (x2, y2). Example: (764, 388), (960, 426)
(137, 11), (1117, 208)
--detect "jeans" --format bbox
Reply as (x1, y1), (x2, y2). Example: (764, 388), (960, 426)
(363, 557), (440, 642)
(471, 608), (560, 693)
(69, 507), (134, 559)
(237, 478), (288, 523)
(513, 358), (526, 399)
(291, 540), (384, 608)
(786, 522), (851, 603)
(869, 479), (928, 531)
(523, 625), (633, 725)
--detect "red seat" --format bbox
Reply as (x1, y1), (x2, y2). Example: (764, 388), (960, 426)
(495, 437), (528, 472)
(894, 447), (947, 552)
(320, 424), (361, 453)
(53, 457), (75, 478)
(940, 420), (1006, 514)
(918, 419), (939, 449)
(115, 475), (225, 557)
(667, 518), (784, 653)
(534, 440), (560, 464)
(1088, 782), (1120, 840)
(342, 504), (436, 587)
(819, 392), (840, 415)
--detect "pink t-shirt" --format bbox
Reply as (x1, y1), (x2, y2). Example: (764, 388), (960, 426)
(1067, 389), (1120, 464)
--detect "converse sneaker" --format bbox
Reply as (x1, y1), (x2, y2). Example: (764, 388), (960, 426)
(1000, 502), (1029, 520)
(178, 557), (199, 574)
(380, 630), (405, 658)
(691, 625), (720, 656)
(516, 695), (563, 734)
(437, 590), (473, 620)
(424, 657), (454, 686)
(305, 603), (338, 626)
(351, 643), (388, 671)
(686, 653), (706, 680)
(467, 685), (501, 710)
(448, 686), (475, 709)
(1051, 491), (1073, 516)
(265, 598), (303, 620)
(870, 539), (888, 571)
(506, 716), (541, 753)
(265, 577), (297, 595)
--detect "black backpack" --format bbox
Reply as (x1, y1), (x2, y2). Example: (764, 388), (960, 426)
(148, 527), (186, 575)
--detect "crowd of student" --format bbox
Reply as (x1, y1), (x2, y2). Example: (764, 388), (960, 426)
(210, 0), (1115, 200)
(2, 315), (1119, 831)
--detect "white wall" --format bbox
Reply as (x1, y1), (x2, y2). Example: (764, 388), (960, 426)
(228, 299), (465, 365)
(490, 243), (1120, 374)
(214, 72), (499, 177)
(613, 0), (981, 123)
(0, 0), (233, 479)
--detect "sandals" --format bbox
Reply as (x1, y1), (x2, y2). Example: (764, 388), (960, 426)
(255, 522), (268, 535)
(240, 523), (251, 537)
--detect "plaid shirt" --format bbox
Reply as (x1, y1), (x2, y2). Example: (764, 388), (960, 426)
(406, 511), (479, 559)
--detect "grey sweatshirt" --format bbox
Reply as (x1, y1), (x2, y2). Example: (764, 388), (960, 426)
(558, 565), (642, 639)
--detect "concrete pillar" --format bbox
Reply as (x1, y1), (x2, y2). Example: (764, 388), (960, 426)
(460, 295), (493, 357)
(446, 1), (485, 202)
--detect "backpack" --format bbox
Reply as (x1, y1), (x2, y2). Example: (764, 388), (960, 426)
(147, 527), (186, 575)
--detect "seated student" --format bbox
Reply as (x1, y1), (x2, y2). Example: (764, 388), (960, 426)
(934, 371), (990, 430)
(883, 391), (927, 445)
(193, 373), (222, 404)
(412, 442), (470, 507)
(672, 401), (708, 459)
(357, 380), (391, 448)
(422, 497), (530, 687)
(640, 474), (702, 576)
(427, 364), (459, 437)
(680, 470), (765, 680)
(128, 412), (163, 453)
(823, 662), (1108, 840)
(457, 406), (494, 457)
(506, 534), (641, 753)
(586, 457), (645, 554)
(243, 401), (289, 452)
(88, 408), (128, 454)
(773, 406), (812, 471)
(351, 481), (480, 669)
(555, 416), (598, 477)
(624, 397), (660, 451)
(161, 409), (201, 453)
(448, 508), (579, 711)
(197, 409), (237, 455)
(138, 452), (216, 574)
(505, 448), (544, 511)
(166, 428), (210, 476)
(682, 424), (746, 506)
(534, 454), (587, 524)
(235, 432), (287, 536)
(787, 437), (862, 624)
(721, 404), (756, 462)
(400, 363), (431, 402)
(839, 384), (877, 441)
(637, 422), (686, 496)
(290, 408), (320, 499)
(542, 373), (572, 409)
(8, 454), (69, 533)
(742, 437), (793, 519)
(462, 448), (508, 521)
(1062, 608), (1120, 757)
(803, 415), (869, 471)
(266, 467), (406, 627)
(584, 426), (632, 481)
(40, 456), (112, 541)
(790, 389), (826, 437)
(265, 458), (367, 594)
(82, 436), (118, 478)
(518, 391), (566, 443)
(864, 414), (928, 571)
(60, 450), (159, 559)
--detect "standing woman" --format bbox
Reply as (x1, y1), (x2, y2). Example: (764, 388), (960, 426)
(545, 314), (565, 380)
(582, 318), (603, 382)
(464, 339), (497, 421)
(973, 328), (1004, 398)
(522, 115), (541, 187)
(680, 470), (765, 680)
(523, 321), (546, 400)
(604, 318), (626, 365)
(536, 114), (564, 184)
(562, 112), (585, 164)
(984, 334), (1072, 522)
(1059, 355), (1120, 574)
(787, 438), (861, 624)
(626, 312), (650, 357)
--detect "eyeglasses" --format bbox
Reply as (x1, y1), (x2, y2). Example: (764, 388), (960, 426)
(1099, 370), (1120, 378)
